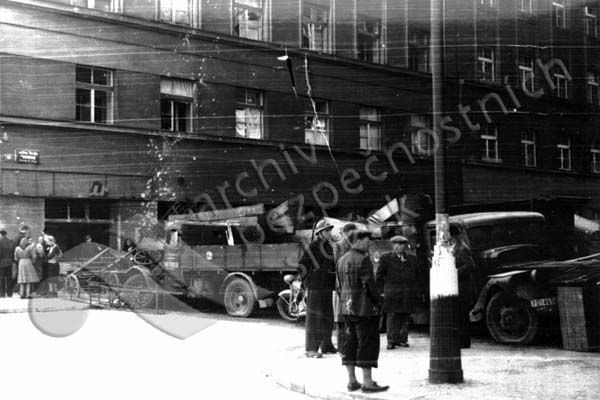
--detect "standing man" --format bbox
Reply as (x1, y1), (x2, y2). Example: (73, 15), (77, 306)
(376, 235), (418, 349)
(298, 219), (337, 358)
(338, 230), (388, 393)
(450, 226), (476, 348)
(333, 223), (357, 352)
(0, 229), (14, 297)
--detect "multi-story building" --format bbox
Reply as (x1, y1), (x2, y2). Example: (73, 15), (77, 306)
(0, 0), (597, 250)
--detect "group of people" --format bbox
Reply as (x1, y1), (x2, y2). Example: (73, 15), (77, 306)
(297, 219), (476, 394)
(0, 225), (63, 299)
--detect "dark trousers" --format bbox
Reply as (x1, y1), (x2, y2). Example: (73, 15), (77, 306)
(386, 312), (410, 345)
(0, 267), (13, 297)
(305, 289), (334, 352)
(342, 315), (380, 369)
(459, 298), (471, 348)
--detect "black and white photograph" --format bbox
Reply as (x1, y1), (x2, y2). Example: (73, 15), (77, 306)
(0, 0), (599, 399)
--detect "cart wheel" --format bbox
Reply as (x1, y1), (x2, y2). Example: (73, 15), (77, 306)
(122, 274), (155, 309)
(64, 274), (80, 299)
(103, 272), (120, 305)
(486, 292), (538, 345)
(223, 278), (256, 318)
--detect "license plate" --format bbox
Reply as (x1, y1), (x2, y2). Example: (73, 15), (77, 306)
(530, 297), (557, 308)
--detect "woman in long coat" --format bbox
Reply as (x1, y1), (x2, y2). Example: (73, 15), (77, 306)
(15, 237), (39, 299)
(375, 236), (418, 349)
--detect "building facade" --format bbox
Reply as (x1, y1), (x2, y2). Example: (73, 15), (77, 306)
(0, 0), (598, 249)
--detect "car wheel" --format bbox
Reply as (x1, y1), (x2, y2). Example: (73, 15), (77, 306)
(486, 292), (538, 345)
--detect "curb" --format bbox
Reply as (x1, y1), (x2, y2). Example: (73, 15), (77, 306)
(0, 305), (97, 314)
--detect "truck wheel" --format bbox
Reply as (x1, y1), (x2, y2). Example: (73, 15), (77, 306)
(276, 293), (300, 322)
(486, 292), (538, 345)
(223, 278), (256, 318)
(122, 274), (155, 309)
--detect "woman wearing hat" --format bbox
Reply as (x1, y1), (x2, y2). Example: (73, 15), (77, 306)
(375, 235), (418, 349)
(45, 236), (62, 297)
(14, 237), (39, 299)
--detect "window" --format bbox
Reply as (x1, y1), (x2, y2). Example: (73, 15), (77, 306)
(519, 0), (533, 13)
(159, 0), (191, 25)
(480, 0), (496, 7)
(558, 133), (571, 170)
(233, 0), (266, 41)
(554, 72), (569, 99)
(591, 142), (600, 173)
(587, 72), (600, 105)
(359, 107), (381, 151)
(585, 6), (598, 36)
(357, 16), (383, 64)
(70, 0), (120, 12)
(553, 0), (566, 29)
(477, 48), (496, 82)
(236, 88), (263, 139)
(161, 78), (194, 132)
(305, 101), (330, 146)
(76, 65), (113, 124)
(410, 114), (434, 156)
(301, 3), (330, 53)
(481, 125), (499, 161)
(521, 131), (537, 167)
(408, 30), (430, 73)
(519, 56), (535, 93)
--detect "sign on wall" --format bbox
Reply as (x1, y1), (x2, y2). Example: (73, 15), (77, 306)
(15, 149), (40, 164)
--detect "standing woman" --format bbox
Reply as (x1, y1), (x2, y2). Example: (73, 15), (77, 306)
(15, 237), (39, 299)
(45, 236), (62, 297)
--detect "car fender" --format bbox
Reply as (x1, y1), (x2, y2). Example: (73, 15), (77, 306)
(470, 270), (548, 322)
(220, 272), (260, 300)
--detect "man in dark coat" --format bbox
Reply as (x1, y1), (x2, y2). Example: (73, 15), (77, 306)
(298, 219), (336, 358)
(376, 235), (418, 349)
(0, 229), (14, 297)
(337, 230), (388, 393)
(450, 226), (476, 349)
(333, 223), (357, 351)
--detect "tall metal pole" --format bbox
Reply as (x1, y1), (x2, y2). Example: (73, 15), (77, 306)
(428, 0), (463, 384)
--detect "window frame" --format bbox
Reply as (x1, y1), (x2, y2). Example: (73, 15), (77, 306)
(409, 114), (434, 156)
(75, 65), (113, 124)
(558, 133), (572, 171)
(519, 56), (535, 93)
(356, 15), (383, 64)
(235, 88), (264, 140)
(477, 47), (496, 83)
(554, 72), (569, 99)
(70, 0), (122, 12)
(552, 0), (567, 29)
(158, 0), (193, 26)
(408, 30), (430, 73)
(591, 142), (600, 173)
(301, 2), (331, 53)
(481, 125), (500, 162)
(587, 72), (600, 105)
(359, 106), (382, 151)
(233, 0), (269, 41)
(519, 0), (534, 14)
(585, 6), (598, 37)
(304, 100), (330, 146)
(160, 78), (194, 133)
(479, 0), (496, 8)
(521, 131), (537, 167)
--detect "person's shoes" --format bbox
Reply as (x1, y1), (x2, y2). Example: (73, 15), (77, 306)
(398, 342), (409, 348)
(386, 343), (395, 350)
(347, 382), (361, 392)
(321, 346), (337, 354)
(361, 382), (389, 393)
(305, 351), (322, 358)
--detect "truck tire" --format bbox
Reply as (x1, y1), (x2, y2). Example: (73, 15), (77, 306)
(486, 292), (538, 345)
(223, 278), (256, 317)
(122, 274), (155, 310)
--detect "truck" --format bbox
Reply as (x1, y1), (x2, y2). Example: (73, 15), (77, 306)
(417, 211), (600, 345)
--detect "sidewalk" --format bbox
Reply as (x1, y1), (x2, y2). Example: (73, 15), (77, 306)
(267, 331), (600, 400)
(0, 294), (91, 314)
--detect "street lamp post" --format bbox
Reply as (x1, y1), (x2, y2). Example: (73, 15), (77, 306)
(0, 127), (7, 195)
(428, 0), (463, 384)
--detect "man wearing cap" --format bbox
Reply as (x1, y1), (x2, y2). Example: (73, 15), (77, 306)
(332, 223), (357, 351)
(0, 229), (14, 297)
(298, 219), (337, 358)
(338, 230), (388, 393)
(376, 235), (418, 349)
